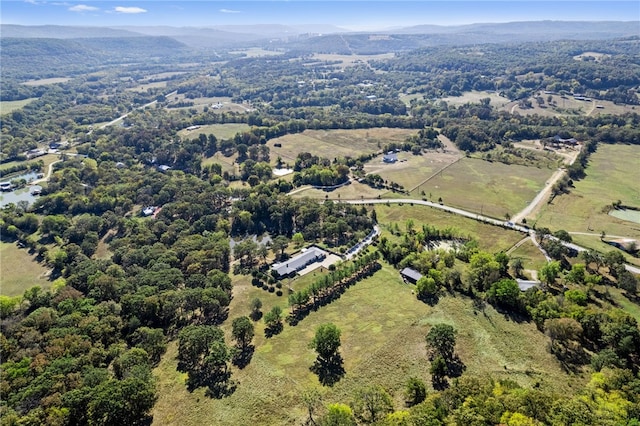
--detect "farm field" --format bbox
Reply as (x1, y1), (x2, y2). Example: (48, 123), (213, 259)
(268, 128), (416, 165)
(534, 144), (640, 259)
(165, 94), (251, 113)
(177, 123), (250, 140)
(415, 157), (553, 220)
(0, 98), (39, 114)
(152, 263), (582, 426)
(0, 242), (51, 297)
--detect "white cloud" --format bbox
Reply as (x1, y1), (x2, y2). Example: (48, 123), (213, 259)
(220, 8), (241, 14)
(114, 6), (147, 14)
(69, 4), (98, 12)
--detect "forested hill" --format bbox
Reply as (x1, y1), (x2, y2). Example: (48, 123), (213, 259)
(0, 37), (188, 78)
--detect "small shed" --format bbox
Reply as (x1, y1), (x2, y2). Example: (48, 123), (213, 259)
(400, 267), (423, 284)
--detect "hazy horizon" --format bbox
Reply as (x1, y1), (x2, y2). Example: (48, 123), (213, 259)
(2, 1), (639, 31)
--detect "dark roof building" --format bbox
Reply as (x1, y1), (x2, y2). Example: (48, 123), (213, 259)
(383, 152), (398, 163)
(400, 267), (423, 284)
(272, 247), (327, 278)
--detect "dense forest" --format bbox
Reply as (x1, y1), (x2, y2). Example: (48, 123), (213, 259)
(1, 27), (639, 425)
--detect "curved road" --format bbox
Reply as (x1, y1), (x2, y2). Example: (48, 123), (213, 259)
(342, 198), (639, 275)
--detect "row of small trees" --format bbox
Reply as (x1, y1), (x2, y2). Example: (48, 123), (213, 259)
(287, 251), (381, 324)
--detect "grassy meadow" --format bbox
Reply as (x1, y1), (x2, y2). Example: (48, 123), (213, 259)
(534, 144), (640, 261)
(178, 123), (250, 141)
(0, 242), (51, 297)
(268, 128), (416, 165)
(439, 90), (510, 108)
(0, 98), (39, 115)
(152, 263), (583, 426)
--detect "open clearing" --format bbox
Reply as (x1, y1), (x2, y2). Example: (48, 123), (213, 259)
(0, 98), (39, 114)
(126, 81), (168, 93)
(416, 157), (552, 220)
(268, 128), (416, 165)
(21, 77), (71, 86)
(505, 94), (636, 117)
(310, 53), (395, 68)
(177, 123), (250, 140)
(508, 238), (549, 272)
(0, 242), (51, 297)
(535, 144), (640, 260)
(153, 263), (583, 426)
(230, 48), (285, 58)
(291, 181), (385, 200)
(439, 90), (510, 108)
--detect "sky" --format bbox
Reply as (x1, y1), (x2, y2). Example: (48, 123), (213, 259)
(1, 1), (639, 30)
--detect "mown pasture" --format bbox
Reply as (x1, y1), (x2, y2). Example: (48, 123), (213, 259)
(414, 157), (552, 220)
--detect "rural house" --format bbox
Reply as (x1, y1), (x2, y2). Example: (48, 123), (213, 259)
(400, 267), (423, 284)
(272, 246), (327, 278)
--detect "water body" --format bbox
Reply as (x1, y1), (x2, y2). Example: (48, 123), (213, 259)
(609, 208), (640, 224)
(0, 185), (42, 208)
(0, 170), (45, 207)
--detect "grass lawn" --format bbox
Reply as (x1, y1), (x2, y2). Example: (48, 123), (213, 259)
(177, 123), (250, 140)
(0, 98), (39, 115)
(534, 144), (640, 261)
(417, 157), (553, 220)
(0, 241), (51, 297)
(372, 204), (525, 254)
(152, 263), (583, 426)
(268, 128), (416, 165)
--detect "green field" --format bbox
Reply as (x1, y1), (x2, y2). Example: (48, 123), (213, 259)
(0, 98), (39, 115)
(268, 128), (416, 165)
(416, 157), (552, 220)
(0, 242), (51, 297)
(178, 123), (250, 140)
(534, 144), (640, 257)
(152, 263), (582, 426)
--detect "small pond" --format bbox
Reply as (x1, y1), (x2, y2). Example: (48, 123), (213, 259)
(609, 208), (640, 224)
